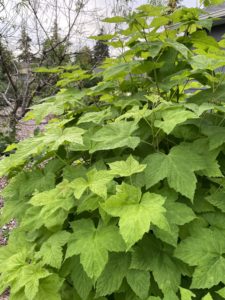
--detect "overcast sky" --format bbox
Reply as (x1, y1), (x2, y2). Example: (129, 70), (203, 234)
(0, 0), (200, 53)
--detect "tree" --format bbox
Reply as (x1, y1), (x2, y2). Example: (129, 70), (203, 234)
(93, 28), (110, 66)
(18, 25), (33, 63)
(75, 46), (93, 70)
(41, 19), (71, 67)
(0, 0), (88, 135)
(149, 0), (166, 5)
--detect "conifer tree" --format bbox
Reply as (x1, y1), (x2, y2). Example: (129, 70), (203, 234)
(75, 46), (93, 70)
(93, 28), (109, 66)
(42, 19), (70, 67)
(18, 25), (32, 63)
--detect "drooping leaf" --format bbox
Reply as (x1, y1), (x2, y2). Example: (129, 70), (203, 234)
(70, 256), (93, 300)
(175, 228), (225, 288)
(131, 235), (182, 295)
(66, 219), (126, 280)
(154, 106), (197, 134)
(96, 253), (130, 296)
(36, 231), (70, 269)
(126, 269), (150, 299)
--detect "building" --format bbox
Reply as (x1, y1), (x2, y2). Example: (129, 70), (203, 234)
(205, 3), (225, 40)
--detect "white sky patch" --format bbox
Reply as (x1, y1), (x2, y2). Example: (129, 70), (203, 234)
(0, 0), (198, 54)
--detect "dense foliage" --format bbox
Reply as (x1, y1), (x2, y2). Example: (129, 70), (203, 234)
(2, 4), (225, 300)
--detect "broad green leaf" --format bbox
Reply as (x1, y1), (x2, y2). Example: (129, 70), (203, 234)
(102, 183), (168, 249)
(36, 231), (70, 269)
(78, 108), (112, 125)
(70, 256), (93, 300)
(51, 127), (85, 150)
(144, 144), (206, 200)
(137, 4), (162, 16)
(70, 168), (113, 199)
(12, 264), (50, 300)
(131, 235), (182, 294)
(202, 126), (225, 150)
(28, 181), (74, 229)
(202, 293), (213, 300)
(191, 55), (225, 70)
(34, 274), (62, 300)
(116, 105), (151, 123)
(63, 164), (86, 181)
(206, 191), (225, 213)
(9, 290), (27, 300)
(179, 287), (195, 300)
(90, 121), (140, 153)
(188, 84), (225, 105)
(102, 16), (126, 23)
(175, 228), (225, 288)
(126, 269), (150, 299)
(184, 138), (222, 178)
(216, 287), (225, 298)
(24, 101), (63, 124)
(154, 106), (197, 134)
(77, 194), (102, 214)
(166, 40), (191, 59)
(66, 219), (126, 280)
(96, 253), (130, 296)
(154, 190), (196, 246)
(108, 155), (146, 177)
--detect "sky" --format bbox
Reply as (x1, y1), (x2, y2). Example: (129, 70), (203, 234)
(0, 0), (200, 54)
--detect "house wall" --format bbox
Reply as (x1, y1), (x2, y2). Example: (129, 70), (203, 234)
(210, 22), (225, 41)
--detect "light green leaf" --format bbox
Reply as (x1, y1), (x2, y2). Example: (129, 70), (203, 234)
(175, 228), (225, 288)
(108, 155), (146, 177)
(216, 287), (225, 298)
(37, 231), (70, 269)
(126, 269), (150, 299)
(191, 55), (225, 70)
(154, 106), (197, 134)
(116, 105), (151, 123)
(102, 16), (126, 23)
(166, 40), (191, 59)
(78, 108), (112, 125)
(102, 183), (168, 249)
(66, 219), (126, 280)
(90, 121), (140, 153)
(202, 293), (213, 300)
(179, 287), (195, 300)
(12, 264), (50, 300)
(28, 181), (74, 229)
(34, 274), (63, 300)
(52, 127), (85, 150)
(77, 194), (101, 214)
(70, 168), (113, 199)
(144, 144), (206, 200)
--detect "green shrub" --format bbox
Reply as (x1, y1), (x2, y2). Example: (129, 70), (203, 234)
(1, 4), (225, 300)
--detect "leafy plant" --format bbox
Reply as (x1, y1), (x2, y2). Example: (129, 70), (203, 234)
(2, 4), (225, 300)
